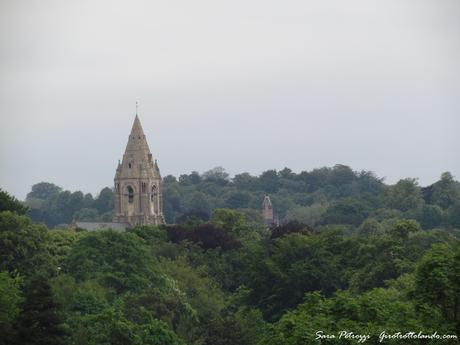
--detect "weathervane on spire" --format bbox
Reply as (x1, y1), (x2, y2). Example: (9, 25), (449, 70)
(136, 101), (139, 115)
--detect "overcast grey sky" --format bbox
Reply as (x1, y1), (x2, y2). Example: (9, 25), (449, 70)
(1, 0), (459, 199)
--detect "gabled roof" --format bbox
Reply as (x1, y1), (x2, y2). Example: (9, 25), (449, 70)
(74, 222), (129, 231)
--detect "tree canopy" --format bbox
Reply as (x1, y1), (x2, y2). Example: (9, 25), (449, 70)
(1, 166), (460, 344)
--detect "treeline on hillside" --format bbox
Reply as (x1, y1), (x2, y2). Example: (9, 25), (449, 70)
(0, 189), (459, 344)
(24, 183), (114, 227)
(24, 165), (460, 232)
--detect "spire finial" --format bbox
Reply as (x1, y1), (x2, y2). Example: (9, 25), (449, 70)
(135, 101), (139, 116)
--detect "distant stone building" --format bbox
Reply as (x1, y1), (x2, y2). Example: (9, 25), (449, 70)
(75, 113), (164, 231)
(262, 195), (275, 227)
(112, 115), (165, 226)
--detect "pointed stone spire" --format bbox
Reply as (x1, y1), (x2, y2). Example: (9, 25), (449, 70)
(114, 115), (158, 182)
(130, 114), (144, 136)
(113, 112), (164, 226)
(123, 115), (151, 157)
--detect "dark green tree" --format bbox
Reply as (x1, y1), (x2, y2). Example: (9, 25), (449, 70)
(259, 170), (279, 193)
(328, 164), (355, 187)
(0, 211), (52, 276)
(241, 232), (343, 320)
(225, 191), (252, 209)
(0, 271), (23, 345)
(320, 197), (372, 226)
(15, 277), (67, 345)
(94, 187), (114, 214)
(233, 172), (259, 191)
(447, 201), (460, 229)
(418, 204), (443, 230)
(414, 244), (459, 330)
(383, 178), (424, 213)
(389, 219), (421, 240)
(260, 287), (450, 345)
(0, 272), (23, 324)
(202, 167), (229, 185)
(65, 231), (164, 293)
(26, 182), (62, 201)
(0, 189), (28, 215)
(431, 172), (460, 209)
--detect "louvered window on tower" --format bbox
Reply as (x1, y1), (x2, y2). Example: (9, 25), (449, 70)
(127, 186), (134, 203)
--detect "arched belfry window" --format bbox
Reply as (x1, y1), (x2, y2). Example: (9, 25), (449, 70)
(141, 182), (146, 193)
(127, 186), (134, 203)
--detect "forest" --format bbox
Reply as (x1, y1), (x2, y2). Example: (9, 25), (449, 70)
(1, 165), (459, 344)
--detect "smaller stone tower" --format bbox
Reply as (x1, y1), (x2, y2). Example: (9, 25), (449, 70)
(262, 195), (274, 227)
(112, 114), (165, 227)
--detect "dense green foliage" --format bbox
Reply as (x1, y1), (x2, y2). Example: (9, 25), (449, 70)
(25, 167), (460, 233)
(1, 166), (460, 344)
(15, 276), (67, 345)
(26, 183), (113, 227)
(0, 188), (28, 215)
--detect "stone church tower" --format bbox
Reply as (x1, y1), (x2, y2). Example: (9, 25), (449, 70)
(262, 195), (274, 226)
(112, 115), (165, 226)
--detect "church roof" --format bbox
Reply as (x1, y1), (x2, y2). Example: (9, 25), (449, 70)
(74, 222), (129, 231)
